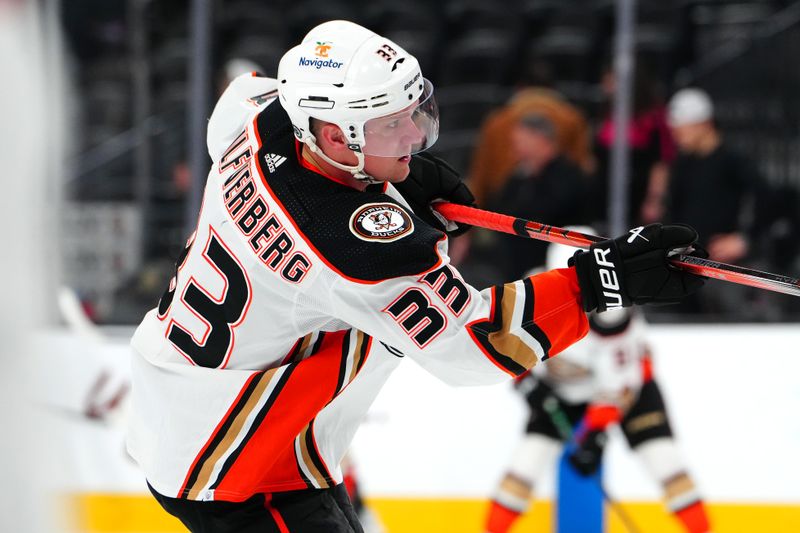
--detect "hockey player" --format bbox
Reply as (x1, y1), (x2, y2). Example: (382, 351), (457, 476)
(127, 20), (706, 532)
(485, 236), (712, 533)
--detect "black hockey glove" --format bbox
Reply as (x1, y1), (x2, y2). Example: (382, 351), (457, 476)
(567, 429), (607, 477)
(571, 223), (707, 312)
(395, 152), (476, 238)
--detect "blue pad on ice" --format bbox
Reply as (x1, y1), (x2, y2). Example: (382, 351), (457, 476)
(556, 443), (605, 532)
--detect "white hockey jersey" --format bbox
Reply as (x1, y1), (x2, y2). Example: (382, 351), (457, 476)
(126, 74), (589, 502)
(533, 310), (649, 408)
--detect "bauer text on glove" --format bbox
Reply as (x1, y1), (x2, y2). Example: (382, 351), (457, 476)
(571, 223), (707, 312)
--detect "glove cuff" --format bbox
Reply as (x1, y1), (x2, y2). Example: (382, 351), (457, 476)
(572, 241), (632, 312)
(571, 251), (598, 312)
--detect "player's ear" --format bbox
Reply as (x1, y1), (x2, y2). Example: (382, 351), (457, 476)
(318, 123), (348, 148)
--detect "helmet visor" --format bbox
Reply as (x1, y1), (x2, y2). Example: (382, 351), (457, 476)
(362, 78), (439, 157)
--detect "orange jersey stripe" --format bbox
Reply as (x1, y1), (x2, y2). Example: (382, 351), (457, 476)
(529, 267), (588, 358)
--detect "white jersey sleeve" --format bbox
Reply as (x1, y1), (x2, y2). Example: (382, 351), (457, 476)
(206, 73), (278, 162)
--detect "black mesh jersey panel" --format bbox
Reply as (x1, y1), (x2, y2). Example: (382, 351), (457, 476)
(252, 101), (444, 282)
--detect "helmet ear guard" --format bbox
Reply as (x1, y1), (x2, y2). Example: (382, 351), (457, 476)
(277, 20), (439, 181)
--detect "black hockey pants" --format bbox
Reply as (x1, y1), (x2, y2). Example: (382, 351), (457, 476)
(149, 482), (364, 533)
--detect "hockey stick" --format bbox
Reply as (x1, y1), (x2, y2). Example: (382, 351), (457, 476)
(432, 202), (800, 297)
(541, 395), (642, 533)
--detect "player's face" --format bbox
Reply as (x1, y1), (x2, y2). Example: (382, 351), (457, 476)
(364, 103), (427, 156)
(361, 103), (428, 183)
(317, 124), (415, 183)
(361, 78), (439, 160)
(320, 78), (439, 183)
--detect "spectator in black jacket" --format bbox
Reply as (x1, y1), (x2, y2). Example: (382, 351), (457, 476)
(664, 88), (758, 264)
(660, 88), (764, 315)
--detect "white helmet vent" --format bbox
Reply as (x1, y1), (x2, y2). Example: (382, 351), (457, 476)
(347, 93), (390, 109)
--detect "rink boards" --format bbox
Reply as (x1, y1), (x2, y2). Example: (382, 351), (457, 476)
(39, 324), (800, 532)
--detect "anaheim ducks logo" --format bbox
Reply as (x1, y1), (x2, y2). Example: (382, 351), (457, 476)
(350, 203), (414, 242)
(369, 212), (394, 230)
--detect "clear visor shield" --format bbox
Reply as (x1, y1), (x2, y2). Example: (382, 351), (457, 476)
(361, 78), (439, 157)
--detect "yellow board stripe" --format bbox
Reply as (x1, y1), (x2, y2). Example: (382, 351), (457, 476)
(65, 493), (800, 533)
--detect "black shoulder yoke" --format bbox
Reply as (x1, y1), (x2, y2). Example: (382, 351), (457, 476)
(253, 101), (444, 282)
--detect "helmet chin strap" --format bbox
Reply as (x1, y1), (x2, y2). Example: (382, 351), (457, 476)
(307, 140), (380, 185)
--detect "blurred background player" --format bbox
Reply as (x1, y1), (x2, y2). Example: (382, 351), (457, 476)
(484, 235), (712, 533)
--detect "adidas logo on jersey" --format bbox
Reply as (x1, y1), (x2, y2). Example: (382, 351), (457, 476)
(264, 153), (287, 173)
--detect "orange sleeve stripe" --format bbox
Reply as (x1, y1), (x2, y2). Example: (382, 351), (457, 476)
(529, 267), (589, 359)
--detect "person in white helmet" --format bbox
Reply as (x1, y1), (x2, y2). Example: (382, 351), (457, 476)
(126, 20), (706, 532)
(485, 236), (712, 533)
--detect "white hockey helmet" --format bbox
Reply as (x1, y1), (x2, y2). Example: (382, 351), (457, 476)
(277, 20), (439, 179)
